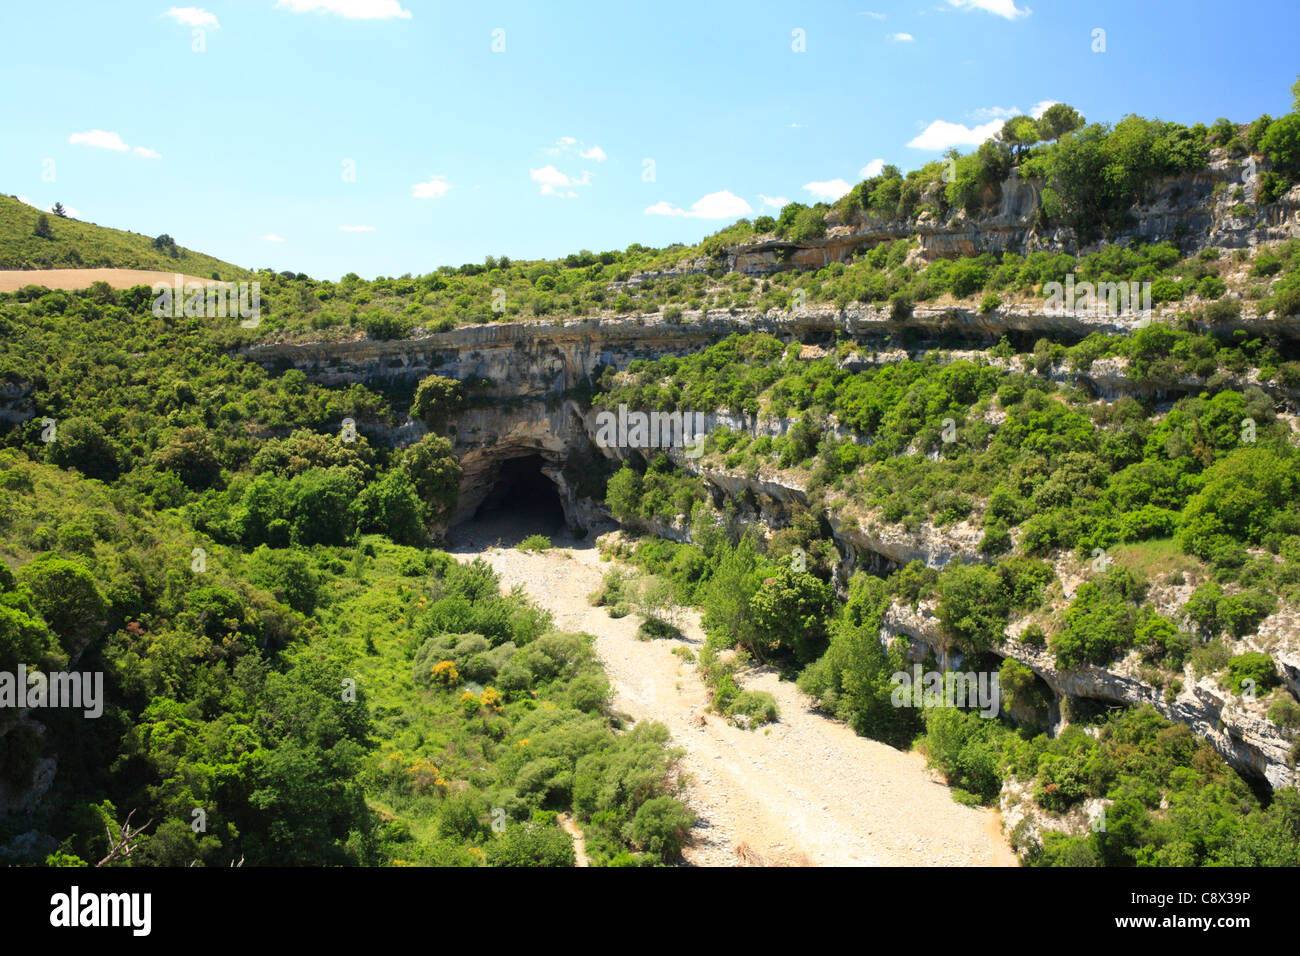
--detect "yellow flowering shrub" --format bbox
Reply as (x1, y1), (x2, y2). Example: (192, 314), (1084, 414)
(430, 659), (459, 687)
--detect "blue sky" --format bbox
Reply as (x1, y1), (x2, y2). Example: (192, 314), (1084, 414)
(1, 0), (1297, 280)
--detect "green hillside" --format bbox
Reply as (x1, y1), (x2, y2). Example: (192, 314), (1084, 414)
(0, 193), (249, 279)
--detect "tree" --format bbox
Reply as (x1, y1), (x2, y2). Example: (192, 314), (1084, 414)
(32, 213), (52, 239)
(354, 468), (427, 546)
(402, 434), (462, 523)
(629, 796), (694, 861)
(936, 563), (1009, 655)
(153, 426), (222, 489)
(701, 536), (762, 658)
(410, 374), (465, 433)
(604, 465), (642, 521)
(1037, 104), (1085, 143)
(51, 202), (67, 218)
(1261, 112), (1300, 178)
(287, 467), (358, 546)
(748, 565), (833, 664)
(17, 556), (107, 655)
(45, 416), (120, 481)
(997, 114), (1040, 158)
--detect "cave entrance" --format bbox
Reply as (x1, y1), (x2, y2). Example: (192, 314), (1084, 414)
(472, 454), (567, 540)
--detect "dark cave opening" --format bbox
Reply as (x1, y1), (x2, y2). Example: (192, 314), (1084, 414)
(472, 454), (567, 537)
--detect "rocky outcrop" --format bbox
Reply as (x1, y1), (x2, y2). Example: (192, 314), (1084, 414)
(882, 599), (1298, 790)
(720, 157), (1300, 276)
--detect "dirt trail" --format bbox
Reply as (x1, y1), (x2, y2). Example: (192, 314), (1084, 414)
(557, 813), (590, 867)
(447, 520), (1018, 868)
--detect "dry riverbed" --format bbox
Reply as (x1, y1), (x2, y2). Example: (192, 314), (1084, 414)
(447, 521), (1018, 868)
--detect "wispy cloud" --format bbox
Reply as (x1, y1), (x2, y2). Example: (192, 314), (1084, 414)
(579, 145), (606, 161)
(803, 179), (853, 201)
(69, 129), (162, 160)
(858, 10), (887, 18)
(1031, 99), (1059, 119)
(275, 0), (412, 20)
(530, 165), (587, 198)
(411, 176), (450, 199)
(645, 190), (753, 219)
(860, 158), (885, 179)
(891, 32), (914, 41)
(261, 234), (286, 242)
(69, 129), (129, 152)
(945, 0), (1031, 20)
(759, 194), (789, 210)
(907, 117), (1005, 150)
(163, 7), (219, 28)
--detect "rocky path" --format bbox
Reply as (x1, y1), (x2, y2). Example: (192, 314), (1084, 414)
(446, 522), (1018, 867)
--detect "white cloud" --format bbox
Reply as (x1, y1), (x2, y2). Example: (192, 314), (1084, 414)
(891, 32), (914, 41)
(759, 194), (789, 210)
(907, 117), (1005, 150)
(164, 7), (219, 28)
(1031, 99), (1059, 119)
(275, 0), (412, 19)
(558, 136), (577, 145)
(69, 130), (161, 158)
(858, 11), (886, 18)
(645, 190), (753, 219)
(69, 129), (129, 152)
(579, 145), (606, 161)
(531, 165), (590, 196)
(803, 178), (853, 201)
(531, 165), (570, 196)
(16, 195), (34, 207)
(411, 176), (450, 199)
(261, 234), (286, 242)
(860, 158), (885, 179)
(945, 0), (1031, 20)
(340, 225), (375, 232)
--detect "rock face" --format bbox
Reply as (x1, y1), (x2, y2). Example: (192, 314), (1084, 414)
(723, 158), (1300, 275)
(882, 600), (1298, 790)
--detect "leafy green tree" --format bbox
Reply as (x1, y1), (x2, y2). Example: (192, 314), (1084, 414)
(997, 114), (1040, 158)
(748, 564), (833, 664)
(1036, 103), (1085, 142)
(247, 545), (319, 615)
(45, 416), (120, 481)
(288, 468), (358, 545)
(354, 468), (427, 546)
(485, 821), (576, 867)
(17, 555), (106, 654)
(401, 434), (462, 522)
(936, 563), (1009, 654)
(604, 465), (642, 522)
(410, 374), (465, 433)
(701, 536), (762, 658)
(629, 796), (694, 861)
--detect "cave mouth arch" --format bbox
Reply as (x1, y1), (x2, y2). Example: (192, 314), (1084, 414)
(468, 453), (568, 541)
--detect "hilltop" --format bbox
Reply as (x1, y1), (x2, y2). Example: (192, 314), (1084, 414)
(0, 193), (248, 280)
